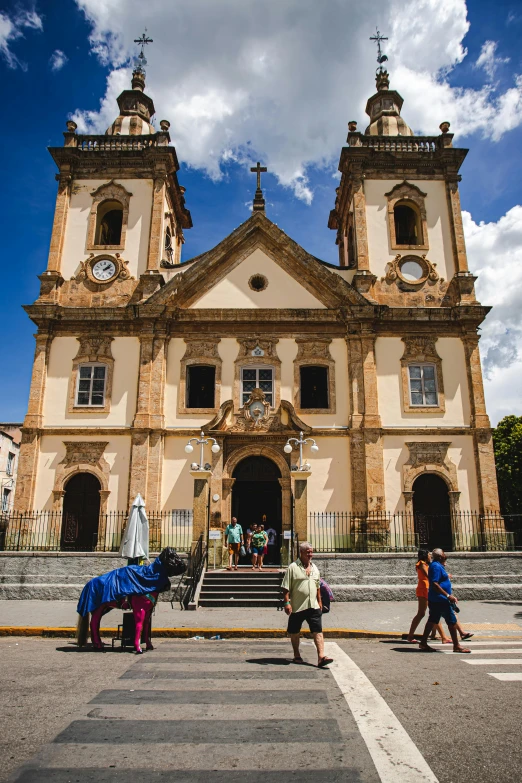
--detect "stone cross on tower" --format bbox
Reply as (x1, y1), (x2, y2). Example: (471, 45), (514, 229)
(250, 161), (267, 212)
(133, 30), (153, 74)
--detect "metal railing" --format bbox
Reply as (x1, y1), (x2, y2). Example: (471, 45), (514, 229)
(0, 509), (193, 553)
(309, 511), (522, 553)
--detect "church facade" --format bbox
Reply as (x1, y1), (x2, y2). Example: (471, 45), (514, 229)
(13, 61), (502, 554)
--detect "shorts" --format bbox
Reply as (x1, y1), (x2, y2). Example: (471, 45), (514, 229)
(252, 546), (264, 555)
(416, 587), (429, 600)
(428, 600), (457, 626)
(228, 542), (241, 554)
(287, 608), (323, 635)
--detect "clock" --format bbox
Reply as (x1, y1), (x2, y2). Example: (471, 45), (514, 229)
(92, 258), (117, 281)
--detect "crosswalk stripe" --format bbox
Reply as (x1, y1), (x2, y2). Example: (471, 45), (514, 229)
(488, 673), (522, 681)
(426, 640), (522, 646)
(463, 659), (522, 665)
(326, 642), (438, 783)
(441, 649), (522, 654)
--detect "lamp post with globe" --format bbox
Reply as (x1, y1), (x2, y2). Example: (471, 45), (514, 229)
(284, 431), (319, 472)
(185, 432), (221, 557)
(185, 431), (220, 471)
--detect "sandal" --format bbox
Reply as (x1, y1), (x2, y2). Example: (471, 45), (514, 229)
(454, 647), (471, 653)
(461, 633), (474, 641)
(418, 644), (436, 652)
(318, 656), (334, 668)
(292, 656), (304, 664)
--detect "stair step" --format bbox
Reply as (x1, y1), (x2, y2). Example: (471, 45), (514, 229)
(202, 584), (282, 592)
(200, 590), (281, 598)
(198, 598), (282, 608)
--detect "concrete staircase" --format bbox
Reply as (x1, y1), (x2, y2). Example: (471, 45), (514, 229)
(198, 569), (284, 608)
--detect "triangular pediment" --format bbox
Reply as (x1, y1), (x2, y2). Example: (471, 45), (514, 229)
(147, 212), (370, 310)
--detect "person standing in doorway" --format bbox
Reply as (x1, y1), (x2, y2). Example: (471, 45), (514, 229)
(419, 548), (471, 653)
(257, 524), (269, 570)
(264, 517), (278, 564)
(282, 541), (333, 668)
(224, 517), (244, 571)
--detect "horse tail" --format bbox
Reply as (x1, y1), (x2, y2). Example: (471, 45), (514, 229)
(76, 613), (90, 647)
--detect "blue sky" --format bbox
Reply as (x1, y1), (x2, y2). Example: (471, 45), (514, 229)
(1, 0), (522, 423)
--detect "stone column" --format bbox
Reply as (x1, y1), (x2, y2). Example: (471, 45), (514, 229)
(147, 172), (166, 271)
(128, 431), (149, 508)
(446, 178), (469, 273)
(293, 475), (309, 544)
(191, 471), (211, 546)
(352, 176), (370, 271)
(14, 331), (52, 512)
(279, 476), (292, 565)
(463, 333), (501, 515)
(46, 169), (71, 274)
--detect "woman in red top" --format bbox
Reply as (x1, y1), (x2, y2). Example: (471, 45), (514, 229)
(407, 549), (451, 643)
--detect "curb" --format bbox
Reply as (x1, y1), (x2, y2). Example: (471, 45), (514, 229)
(0, 626), (402, 640)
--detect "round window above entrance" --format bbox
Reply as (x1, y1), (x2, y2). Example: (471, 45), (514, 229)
(401, 260), (423, 281)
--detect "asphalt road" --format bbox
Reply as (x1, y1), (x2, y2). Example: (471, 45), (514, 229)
(1, 637), (521, 783)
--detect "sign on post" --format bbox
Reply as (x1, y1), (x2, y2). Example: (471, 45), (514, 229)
(209, 530), (221, 540)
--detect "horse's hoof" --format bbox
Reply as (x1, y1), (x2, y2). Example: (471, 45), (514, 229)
(135, 648), (144, 655)
(146, 644), (154, 651)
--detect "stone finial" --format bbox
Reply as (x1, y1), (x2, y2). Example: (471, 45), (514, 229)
(160, 119), (170, 132)
(66, 120), (77, 133)
(439, 121), (451, 134)
(131, 68), (146, 92)
(348, 121), (357, 132)
(376, 68), (390, 92)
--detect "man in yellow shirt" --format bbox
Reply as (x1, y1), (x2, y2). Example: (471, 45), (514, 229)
(281, 541), (333, 667)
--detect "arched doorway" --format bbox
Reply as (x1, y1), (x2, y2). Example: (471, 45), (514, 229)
(413, 473), (453, 551)
(61, 473), (101, 551)
(232, 456), (282, 565)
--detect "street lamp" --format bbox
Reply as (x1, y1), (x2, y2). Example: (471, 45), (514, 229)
(284, 431), (319, 471)
(185, 431), (220, 471)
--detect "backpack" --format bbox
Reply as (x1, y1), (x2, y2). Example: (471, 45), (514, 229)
(320, 578), (334, 614)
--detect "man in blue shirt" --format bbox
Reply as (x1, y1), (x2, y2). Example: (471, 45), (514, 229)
(419, 548), (471, 653)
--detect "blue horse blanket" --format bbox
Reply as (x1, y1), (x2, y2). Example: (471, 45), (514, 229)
(77, 556), (169, 617)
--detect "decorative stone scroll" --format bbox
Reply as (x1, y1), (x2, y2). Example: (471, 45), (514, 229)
(384, 253), (439, 289)
(293, 337), (336, 414)
(53, 441), (110, 502)
(87, 180), (132, 251)
(385, 181), (429, 251)
(178, 337), (222, 414)
(400, 336), (445, 414)
(68, 335), (115, 414)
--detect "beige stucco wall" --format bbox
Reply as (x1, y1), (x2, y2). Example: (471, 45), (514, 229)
(383, 434), (479, 512)
(306, 437), (351, 511)
(44, 336), (140, 426)
(34, 434), (131, 511)
(190, 248), (326, 309)
(162, 437), (199, 509)
(364, 179), (455, 280)
(60, 178), (153, 280)
(375, 336), (470, 426)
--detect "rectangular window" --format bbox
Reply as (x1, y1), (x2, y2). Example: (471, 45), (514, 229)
(241, 366), (274, 407)
(76, 364), (107, 406)
(186, 365), (216, 409)
(6, 452), (14, 476)
(408, 364), (438, 406)
(2, 489), (10, 513)
(300, 366), (329, 409)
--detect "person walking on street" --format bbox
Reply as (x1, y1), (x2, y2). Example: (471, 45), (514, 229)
(281, 541), (333, 668)
(407, 550), (451, 644)
(224, 517), (244, 571)
(419, 548), (471, 653)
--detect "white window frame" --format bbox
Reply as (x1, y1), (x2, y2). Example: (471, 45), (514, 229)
(6, 452), (15, 476)
(408, 363), (438, 407)
(2, 488), (10, 513)
(241, 365), (275, 408)
(75, 363), (108, 407)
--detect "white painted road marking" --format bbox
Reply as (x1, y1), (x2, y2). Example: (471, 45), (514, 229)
(326, 642), (438, 783)
(441, 649), (522, 655)
(489, 673), (522, 681)
(463, 659), (522, 665)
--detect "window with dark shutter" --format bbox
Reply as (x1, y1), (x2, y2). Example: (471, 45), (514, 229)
(187, 365), (216, 409)
(300, 366), (329, 409)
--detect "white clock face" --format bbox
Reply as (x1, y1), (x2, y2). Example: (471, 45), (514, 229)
(92, 259), (116, 281)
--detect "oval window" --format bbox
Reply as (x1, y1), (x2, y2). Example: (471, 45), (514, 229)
(400, 260), (424, 281)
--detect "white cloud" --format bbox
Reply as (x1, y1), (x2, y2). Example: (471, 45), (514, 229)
(71, 0), (522, 201)
(475, 40), (510, 80)
(49, 49), (68, 72)
(464, 207), (522, 423)
(0, 9), (43, 70)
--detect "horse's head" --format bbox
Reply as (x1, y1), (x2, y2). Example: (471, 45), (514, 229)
(159, 547), (187, 576)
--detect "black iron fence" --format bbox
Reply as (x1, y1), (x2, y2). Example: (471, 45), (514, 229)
(0, 510), (193, 553)
(309, 511), (522, 553)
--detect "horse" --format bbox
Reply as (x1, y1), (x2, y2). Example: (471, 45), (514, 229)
(76, 547), (186, 654)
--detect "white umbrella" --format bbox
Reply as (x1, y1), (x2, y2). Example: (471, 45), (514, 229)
(119, 493), (150, 560)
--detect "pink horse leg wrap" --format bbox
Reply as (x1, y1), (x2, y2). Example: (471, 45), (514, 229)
(90, 601), (118, 648)
(130, 594), (157, 652)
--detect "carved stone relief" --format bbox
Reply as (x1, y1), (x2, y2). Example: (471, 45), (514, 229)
(402, 440), (459, 512)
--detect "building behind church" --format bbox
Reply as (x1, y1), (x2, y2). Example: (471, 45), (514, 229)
(10, 51), (505, 559)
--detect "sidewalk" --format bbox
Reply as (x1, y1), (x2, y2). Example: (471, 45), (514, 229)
(0, 599), (521, 637)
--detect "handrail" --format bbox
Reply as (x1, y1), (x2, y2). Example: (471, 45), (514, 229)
(180, 534), (207, 609)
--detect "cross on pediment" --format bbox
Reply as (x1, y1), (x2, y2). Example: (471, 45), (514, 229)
(250, 161), (267, 213)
